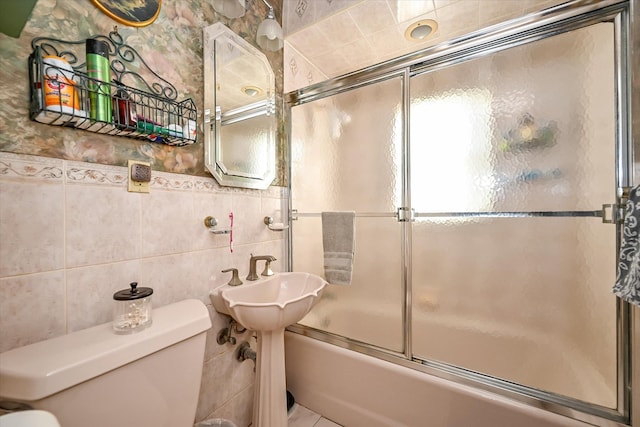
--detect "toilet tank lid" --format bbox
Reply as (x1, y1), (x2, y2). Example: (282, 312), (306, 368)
(0, 299), (212, 401)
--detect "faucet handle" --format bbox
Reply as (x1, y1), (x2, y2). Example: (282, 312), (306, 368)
(222, 268), (243, 286)
(261, 258), (276, 277)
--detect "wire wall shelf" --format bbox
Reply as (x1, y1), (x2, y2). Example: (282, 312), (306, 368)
(28, 29), (197, 146)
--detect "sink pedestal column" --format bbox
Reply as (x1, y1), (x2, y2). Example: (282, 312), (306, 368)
(252, 329), (287, 427)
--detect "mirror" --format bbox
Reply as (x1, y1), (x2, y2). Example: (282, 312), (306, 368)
(203, 23), (276, 189)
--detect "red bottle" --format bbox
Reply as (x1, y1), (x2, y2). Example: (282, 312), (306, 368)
(112, 82), (136, 130)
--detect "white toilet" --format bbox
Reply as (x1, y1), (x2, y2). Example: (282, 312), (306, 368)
(0, 410), (61, 427)
(0, 299), (212, 427)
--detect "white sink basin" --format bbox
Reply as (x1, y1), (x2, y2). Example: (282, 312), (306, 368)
(210, 272), (327, 331)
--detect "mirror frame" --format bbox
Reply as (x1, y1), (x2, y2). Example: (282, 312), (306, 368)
(203, 22), (276, 189)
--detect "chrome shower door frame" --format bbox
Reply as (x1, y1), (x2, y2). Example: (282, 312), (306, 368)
(285, 1), (635, 425)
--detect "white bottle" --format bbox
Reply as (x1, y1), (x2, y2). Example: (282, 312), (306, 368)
(41, 56), (87, 118)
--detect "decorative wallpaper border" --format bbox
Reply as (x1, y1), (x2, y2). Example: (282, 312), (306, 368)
(152, 171), (194, 191)
(0, 152), (63, 183)
(0, 152), (286, 195)
(66, 161), (128, 187)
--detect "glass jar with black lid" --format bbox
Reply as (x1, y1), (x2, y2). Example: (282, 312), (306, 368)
(113, 282), (153, 333)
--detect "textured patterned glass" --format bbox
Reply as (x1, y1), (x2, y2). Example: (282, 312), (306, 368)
(219, 114), (273, 179)
(410, 23), (615, 214)
(294, 217), (403, 352)
(291, 77), (404, 352)
(291, 77), (403, 212)
(410, 23), (617, 408)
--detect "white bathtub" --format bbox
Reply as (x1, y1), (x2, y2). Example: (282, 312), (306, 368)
(285, 303), (614, 427)
(285, 333), (598, 427)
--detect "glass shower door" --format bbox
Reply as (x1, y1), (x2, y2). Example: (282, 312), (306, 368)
(409, 21), (618, 408)
(291, 75), (405, 352)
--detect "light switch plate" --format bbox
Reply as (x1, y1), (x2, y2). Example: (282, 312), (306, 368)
(128, 160), (151, 193)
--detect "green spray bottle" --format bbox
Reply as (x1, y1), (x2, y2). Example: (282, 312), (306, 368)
(86, 38), (112, 122)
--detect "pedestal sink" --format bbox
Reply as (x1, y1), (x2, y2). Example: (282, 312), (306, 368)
(210, 272), (327, 427)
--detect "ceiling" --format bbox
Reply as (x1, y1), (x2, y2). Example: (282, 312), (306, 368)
(283, 0), (566, 91)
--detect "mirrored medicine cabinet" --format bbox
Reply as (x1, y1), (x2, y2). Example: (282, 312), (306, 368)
(203, 23), (276, 189)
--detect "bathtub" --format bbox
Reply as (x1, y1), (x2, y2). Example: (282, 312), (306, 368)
(284, 302), (615, 427)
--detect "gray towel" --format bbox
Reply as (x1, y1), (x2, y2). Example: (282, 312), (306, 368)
(322, 211), (355, 285)
(613, 185), (640, 307)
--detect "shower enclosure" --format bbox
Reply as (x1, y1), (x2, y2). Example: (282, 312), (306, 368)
(286, 1), (632, 425)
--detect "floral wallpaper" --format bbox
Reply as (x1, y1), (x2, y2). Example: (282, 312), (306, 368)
(0, 0), (284, 183)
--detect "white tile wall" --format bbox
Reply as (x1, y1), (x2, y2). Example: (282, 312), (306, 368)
(0, 156), (65, 276)
(66, 181), (141, 267)
(0, 271), (66, 349)
(0, 151), (287, 426)
(66, 260), (140, 332)
(283, 0), (569, 91)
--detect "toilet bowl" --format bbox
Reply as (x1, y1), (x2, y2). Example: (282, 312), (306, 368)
(0, 299), (211, 427)
(0, 410), (61, 427)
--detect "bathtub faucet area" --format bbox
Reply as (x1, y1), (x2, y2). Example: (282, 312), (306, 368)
(247, 254), (277, 281)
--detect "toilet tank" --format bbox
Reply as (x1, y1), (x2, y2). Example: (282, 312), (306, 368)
(0, 299), (212, 427)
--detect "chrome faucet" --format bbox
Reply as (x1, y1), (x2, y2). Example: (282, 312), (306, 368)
(221, 268), (243, 286)
(247, 254), (277, 281)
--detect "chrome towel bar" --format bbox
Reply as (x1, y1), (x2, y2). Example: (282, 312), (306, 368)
(291, 205), (623, 224)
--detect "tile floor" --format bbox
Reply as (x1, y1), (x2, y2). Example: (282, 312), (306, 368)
(288, 404), (342, 427)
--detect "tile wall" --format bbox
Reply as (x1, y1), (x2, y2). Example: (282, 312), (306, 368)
(283, 0), (568, 92)
(0, 151), (287, 425)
